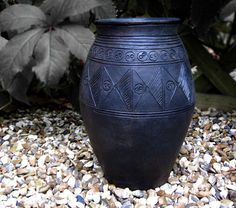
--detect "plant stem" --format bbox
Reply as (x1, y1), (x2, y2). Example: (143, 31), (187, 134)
(0, 96), (12, 111)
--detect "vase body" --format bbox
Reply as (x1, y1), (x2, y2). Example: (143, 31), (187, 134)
(79, 18), (195, 190)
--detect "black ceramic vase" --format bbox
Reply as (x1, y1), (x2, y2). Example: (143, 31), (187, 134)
(79, 18), (195, 190)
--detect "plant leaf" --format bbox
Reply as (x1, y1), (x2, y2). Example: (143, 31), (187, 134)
(0, 28), (44, 89)
(221, 0), (236, 18)
(32, 31), (70, 85)
(56, 25), (94, 61)
(0, 4), (47, 33)
(17, 0), (33, 4)
(221, 45), (236, 73)
(40, 0), (102, 24)
(92, 0), (116, 19)
(0, 36), (8, 50)
(191, 0), (231, 34)
(70, 12), (91, 25)
(7, 59), (36, 104)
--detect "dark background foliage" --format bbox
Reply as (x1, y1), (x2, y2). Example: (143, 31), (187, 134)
(0, 0), (236, 112)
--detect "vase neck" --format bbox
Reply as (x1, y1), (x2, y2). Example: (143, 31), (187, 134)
(96, 24), (178, 38)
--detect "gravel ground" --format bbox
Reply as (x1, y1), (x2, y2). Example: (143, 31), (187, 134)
(0, 108), (236, 208)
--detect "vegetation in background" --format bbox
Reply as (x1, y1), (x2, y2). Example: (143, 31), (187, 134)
(0, 0), (236, 111)
(114, 0), (236, 99)
(0, 0), (115, 111)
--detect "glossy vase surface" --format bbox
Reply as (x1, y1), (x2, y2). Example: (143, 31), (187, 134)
(79, 18), (195, 190)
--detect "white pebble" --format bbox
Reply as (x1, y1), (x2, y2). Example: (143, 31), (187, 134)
(3, 135), (11, 141)
(226, 184), (236, 191)
(38, 155), (47, 167)
(114, 188), (130, 199)
(68, 176), (76, 188)
(213, 163), (221, 173)
(209, 200), (221, 208)
(132, 190), (144, 198)
(84, 161), (93, 168)
(28, 135), (38, 140)
(179, 157), (190, 168)
(203, 153), (212, 164)
(0, 155), (9, 165)
(212, 124), (220, 130)
(82, 174), (92, 182)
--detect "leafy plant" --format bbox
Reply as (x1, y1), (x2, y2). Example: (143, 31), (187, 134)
(0, 0), (115, 106)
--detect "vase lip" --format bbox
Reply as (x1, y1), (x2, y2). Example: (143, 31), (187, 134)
(95, 17), (180, 25)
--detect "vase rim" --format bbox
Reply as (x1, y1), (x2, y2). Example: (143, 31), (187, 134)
(95, 18), (180, 25)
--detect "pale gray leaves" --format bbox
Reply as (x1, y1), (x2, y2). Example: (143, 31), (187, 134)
(0, 4), (47, 33)
(56, 25), (95, 61)
(0, 0), (115, 103)
(220, 0), (236, 19)
(33, 31), (70, 85)
(0, 36), (8, 50)
(0, 28), (44, 89)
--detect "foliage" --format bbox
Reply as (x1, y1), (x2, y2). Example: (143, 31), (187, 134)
(115, 0), (236, 97)
(0, 0), (115, 109)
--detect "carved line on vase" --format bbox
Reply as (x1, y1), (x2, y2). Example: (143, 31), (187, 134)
(87, 65), (96, 107)
(116, 70), (133, 111)
(88, 57), (183, 66)
(98, 67), (117, 107)
(92, 43), (182, 50)
(93, 104), (195, 119)
(95, 40), (181, 47)
(147, 68), (164, 109)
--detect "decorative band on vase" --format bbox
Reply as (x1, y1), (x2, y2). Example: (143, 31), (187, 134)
(88, 45), (185, 64)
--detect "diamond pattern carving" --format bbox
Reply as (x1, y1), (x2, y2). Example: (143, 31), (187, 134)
(88, 64), (193, 111)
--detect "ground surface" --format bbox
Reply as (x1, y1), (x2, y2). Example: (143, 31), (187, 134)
(0, 108), (235, 208)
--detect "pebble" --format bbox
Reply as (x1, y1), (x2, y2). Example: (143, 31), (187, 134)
(0, 108), (235, 207)
(132, 190), (145, 198)
(114, 188), (130, 199)
(212, 124), (220, 130)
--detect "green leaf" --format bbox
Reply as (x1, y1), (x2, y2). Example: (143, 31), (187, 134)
(0, 4), (47, 33)
(40, 0), (102, 24)
(182, 34), (236, 97)
(0, 28), (44, 89)
(32, 31), (70, 85)
(221, 0), (236, 18)
(0, 36), (8, 50)
(56, 25), (94, 61)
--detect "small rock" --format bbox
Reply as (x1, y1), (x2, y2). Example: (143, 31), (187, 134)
(1, 155), (9, 165)
(203, 153), (212, 164)
(84, 161), (93, 168)
(122, 201), (134, 208)
(114, 188), (130, 199)
(221, 199), (234, 208)
(212, 124), (220, 130)
(132, 190), (144, 198)
(209, 201), (221, 208)
(68, 176), (76, 188)
(76, 195), (85, 204)
(227, 185), (236, 191)
(3, 135), (11, 141)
